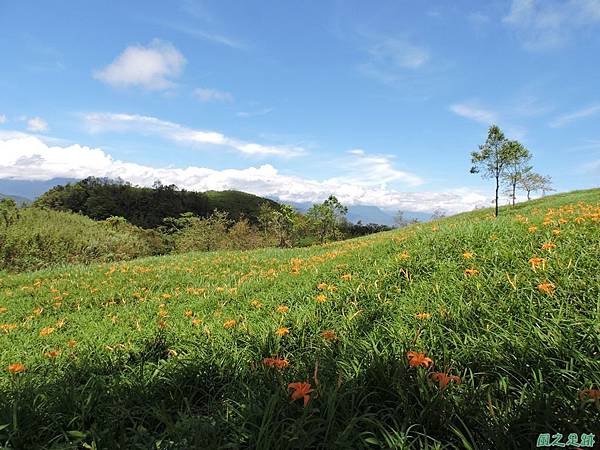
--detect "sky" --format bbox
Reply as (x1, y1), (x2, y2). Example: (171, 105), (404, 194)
(0, 0), (599, 213)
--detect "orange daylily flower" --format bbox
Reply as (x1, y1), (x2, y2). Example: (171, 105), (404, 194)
(462, 252), (474, 259)
(322, 330), (337, 340)
(288, 381), (313, 407)
(407, 351), (433, 368)
(277, 305), (289, 314)
(39, 326), (55, 337)
(399, 251), (410, 259)
(184, 310), (193, 317)
(316, 294), (327, 303)
(528, 226), (538, 233)
(44, 349), (61, 358)
(223, 319), (237, 329)
(191, 318), (202, 326)
(341, 273), (352, 281)
(7, 363), (25, 374)
(250, 300), (264, 309)
(0, 307), (7, 313)
(158, 320), (167, 329)
(317, 283), (328, 290)
(528, 257), (547, 270)
(430, 372), (461, 391)
(464, 268), (479, 276)
(537, 282), (556, 295)
(416, 312), (431, 320)
(262, 357), (289, 369)
(552, 229), (560, 236)
(67, 339), (77, 348)
(541, 242), (556, 250)
(276, 327), (290, 337)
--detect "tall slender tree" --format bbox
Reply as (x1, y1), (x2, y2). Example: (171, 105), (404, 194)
(501, 140), (532, 206)
(470, 125), (514, 217)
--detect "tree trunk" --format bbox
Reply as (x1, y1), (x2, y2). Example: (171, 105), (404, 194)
(512, 182), (516, 206)
(527, 190), (531, 201)
(495, 176), (499, 217)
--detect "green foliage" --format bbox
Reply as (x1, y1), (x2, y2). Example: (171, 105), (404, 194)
(0, 188), (598, 449)
(0, 208), (158, 272)
(34, 178), (276, 228)
(306, 195), (349, 243)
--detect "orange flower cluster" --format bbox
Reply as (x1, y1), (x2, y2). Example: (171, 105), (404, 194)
(464, 268), (479, 276)
(416, 312), (431, 320)
(263, 357), (289, 369)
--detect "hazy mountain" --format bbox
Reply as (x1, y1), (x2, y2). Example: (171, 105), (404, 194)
(277, 199), (431, 226)
(0, 178), (78, 200)
(0, 193), (31, 206)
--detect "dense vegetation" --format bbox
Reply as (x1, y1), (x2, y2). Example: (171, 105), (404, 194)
(1, 190), (391, 272)
(33, 178), (279, 228)
(0, 188), (598, 449)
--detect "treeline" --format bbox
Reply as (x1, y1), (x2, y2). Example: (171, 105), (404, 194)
(33, 177), (279, 228)
(1, 183), (391, 272)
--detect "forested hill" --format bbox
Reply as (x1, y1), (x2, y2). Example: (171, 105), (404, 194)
(33, 177), (279, 228)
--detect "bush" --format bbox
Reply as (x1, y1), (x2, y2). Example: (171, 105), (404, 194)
(0, 207), (155, 272)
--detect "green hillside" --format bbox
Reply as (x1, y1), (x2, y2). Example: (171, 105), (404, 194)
(0, 189), (598, 449)
(205, 189), (279, 221)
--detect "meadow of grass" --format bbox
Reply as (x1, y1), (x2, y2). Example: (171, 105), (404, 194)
(0, 189), (599, 449)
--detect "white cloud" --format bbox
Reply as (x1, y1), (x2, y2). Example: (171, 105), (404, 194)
(193, 87), (233, 103)
(26, 117), (49, 132)
(333, 149), (424, 187)
(549, 104), (600, 127)
(0, 135), (486, 213)
(503, 0), (600, 50)
(0, 114), (6, 124)
(93, 39), (186, 90)
(449, 102), (498, 124)
(83, 112), (305, 157)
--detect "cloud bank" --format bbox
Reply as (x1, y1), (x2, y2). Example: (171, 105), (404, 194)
(0, 135), (487, 213)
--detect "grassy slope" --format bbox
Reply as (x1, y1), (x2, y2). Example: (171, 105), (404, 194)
(0, 189), (599, 449)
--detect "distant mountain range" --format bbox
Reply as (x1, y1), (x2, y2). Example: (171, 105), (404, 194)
(0, 192), (31, 206)
(278, 200), (431, 226)
(0, 178), (433, 226)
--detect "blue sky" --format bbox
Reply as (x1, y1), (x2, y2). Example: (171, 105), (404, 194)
(0, 0), (599, 212)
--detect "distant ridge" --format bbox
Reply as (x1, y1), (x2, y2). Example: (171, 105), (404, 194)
(276, 199), (431, 226)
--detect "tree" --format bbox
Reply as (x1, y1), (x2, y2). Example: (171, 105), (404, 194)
(306, 195), (348, 243)
(394, 210), (408, 228)
(431, 208), (447, 220)
(258, 203), (297, 247)
(518, 173), (553, 200)
(470, 125), (516, 217)
(501, 141), (532, 206)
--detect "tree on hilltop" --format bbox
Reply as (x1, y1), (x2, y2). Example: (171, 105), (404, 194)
(470, 125), (523, 217)
(501, 140), (532, 206)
